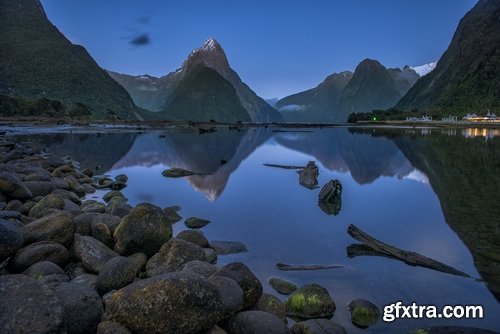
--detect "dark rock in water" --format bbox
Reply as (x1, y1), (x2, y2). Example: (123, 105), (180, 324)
(113, 203), (172, 257)
(252, 293), (287, 323)
(74, 212), (99, 236)
(97, 256), (138, 295)
(29, 193), (65, 218)
(209, 275), (244, 317)
(284, 284), (336, 320)
(71, 273), (98, 289)
(162, 206), (183, 223)
(105, 272), (224, 334)
(0, 218), (24, 260)
(0, 172), (33, 199)
(115, 174), (128, 183)
(110, 181), (127, 191)
(73, 234), (119, 273)
(103, 190), (125, 203)
(53, 282), (103, 334)
(11, 241), (69, 272)
(145, 237), (206, 277)
(162, 167), (197, 178)
(212, 262), (263, 309)
(211, 240), (248, 255)
(97, 320), (132, 334)
(204, 248), (218, 264)
(177, 229), (210, 248)
(348, 298), (380, 328)
(182, 260), (219, 277)
(24, 210), (76, 247)
(269, 277), (298, 295)
(185, 216), (211, 229)
(318, 179), (342, 216)
(225, 310), (291, 334)
(23, 260), (66, 278)
(0, 275), (65, 333)
(298, 161), (319, 189)
(290, 319), (347, 334)
(407, 326), (500, 334)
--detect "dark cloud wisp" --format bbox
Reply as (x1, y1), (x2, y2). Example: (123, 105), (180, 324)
(129, 33), (151, 47)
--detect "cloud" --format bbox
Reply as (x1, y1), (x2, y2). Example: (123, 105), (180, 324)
(129, 33), (151, 47)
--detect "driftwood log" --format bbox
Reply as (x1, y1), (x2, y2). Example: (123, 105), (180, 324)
(276, 263), (344, 271)
(263, 163), (304, 170)
(347, 224), (470, 278)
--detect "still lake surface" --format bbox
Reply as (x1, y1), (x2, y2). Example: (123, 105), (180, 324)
(10, 125), (500, 333)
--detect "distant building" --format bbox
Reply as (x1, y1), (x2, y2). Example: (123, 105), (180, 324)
(462, 112), (499, 122)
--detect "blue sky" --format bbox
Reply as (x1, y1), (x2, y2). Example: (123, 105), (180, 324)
(41, 0), (478, 99)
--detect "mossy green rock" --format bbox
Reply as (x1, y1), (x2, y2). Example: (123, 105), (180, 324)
(252, 293), (287, 323)
(103, 191), (124, 203)
(115, 174), (128, 183)
(269, 277), (298, 295)
(24, 210), (76, 247)
(290, 319), (347, 334)
(113, 203), (172, 257)
(348, 298), (380, 328)
(28, 193), (65, 218)
(284, 284), (335, 319)
(185, 217), (210, 229)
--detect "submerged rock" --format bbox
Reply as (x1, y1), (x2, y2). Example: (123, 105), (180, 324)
(268, 277), (298, 295)
(298, 161), (319, 189)
(225, 311), (290, 334)
(318, 179), (342, 216)
(162, 206), (183, 223)
(284, 284), (336, 319)
(0, 275), (65, 334)
(113, 203), (172, 257)
(105, 272), (224, 334)
(348, 298), (380, 328)
(211, 240), (248, 255)
(185, 216), (211, 229)
(290, 319), (347, 334)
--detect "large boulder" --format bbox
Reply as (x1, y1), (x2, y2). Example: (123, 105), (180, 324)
(225, 311), (291, 334)
(96, 256), (138, 295)
(113, 203), (172, 257)
(252, 293), (287, 323)
(0, 218), (24, 260)
(10, 241), (69, 272)
(73, 234), (119, 273)
(24, 211), (76, 247)
(53, 282), (103, 334)
(211, 262), (263, 309)
(177, 230), (210, 248)
(182, 260), (219, 277)
(284, 284), (336, 320)
(24, 180), (60, 197)
(209, 275), (244, 317)
(318, 180), (342, 216)
(105, 272), (224, 334)
(290, 319), (347, 334)
(145, 237), (206, 277)
(268, 277), (297, 295)
(29, 193), (65, 218)
(0, 172), (33, 199)
(23, 261), (66, 278)
(0, 275), (65, 333)
(74, 212), (99, 236)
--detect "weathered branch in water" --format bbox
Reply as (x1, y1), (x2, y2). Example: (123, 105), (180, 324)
(347, 224), (470, 278)
(263, 163), (305, 170)
(276, 263), (344, 271)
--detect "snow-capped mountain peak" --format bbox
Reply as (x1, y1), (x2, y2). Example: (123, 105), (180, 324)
(411, 62), (437, 76)
(203, 37), (220, 51)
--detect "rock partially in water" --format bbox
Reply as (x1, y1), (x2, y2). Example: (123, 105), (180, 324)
(177, 230), (210, 248)
(185, 216), (211, 229)
(252, 293), (287, 323)
(81, 200), (106, 213)
(103, 191), (125, 203)
(225, 310), (291, 334)
(11, 241), (69, 272)
(298, 161), (319, 189)
(113, 203), (172, 257)
(24, 210), (76, 247)
(146, 237), (206, 277)
(212, 262), (263, 309)
(97, 256), (138, 295)
(0, 218), (24, 260)
(97, 320), (132, 334)
(115, 174), (128, 183)
(211, 240), (248, 255)
(23, 260), (66, 278)
(73, 234), (119, 273)
(53, 282), (103, 334)
(348, 298), (380, 328)
(0, 171), (33, 199)
(105, 272), (224, 334)
(318, 180), (342, 216)
(290, 319), (347, 334)
(162, 206), (182, 223)
(209, 275), (244, 316)
(269, 277), (298, 295)
(0, 275), (65, 333)
(284, 284), (336, 320)
(162, 168), (197, 178)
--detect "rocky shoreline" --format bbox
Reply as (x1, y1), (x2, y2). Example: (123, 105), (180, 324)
(1, 134), (497, 334)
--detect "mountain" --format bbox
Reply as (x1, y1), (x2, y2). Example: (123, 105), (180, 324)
(0, 0), (141, 120)
(396, 0), (500, 115)
(388, 66), (420, 96)
(410, 62), (437, 77)
(109, 38), (282, 122)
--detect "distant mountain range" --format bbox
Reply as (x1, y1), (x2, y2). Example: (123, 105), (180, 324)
(109, 38), (282, 122)
(0, 0), (142, 120)
(396, 0), (500, 115)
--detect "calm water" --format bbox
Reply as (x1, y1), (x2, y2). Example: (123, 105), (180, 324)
(10, 126), (500, 333)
